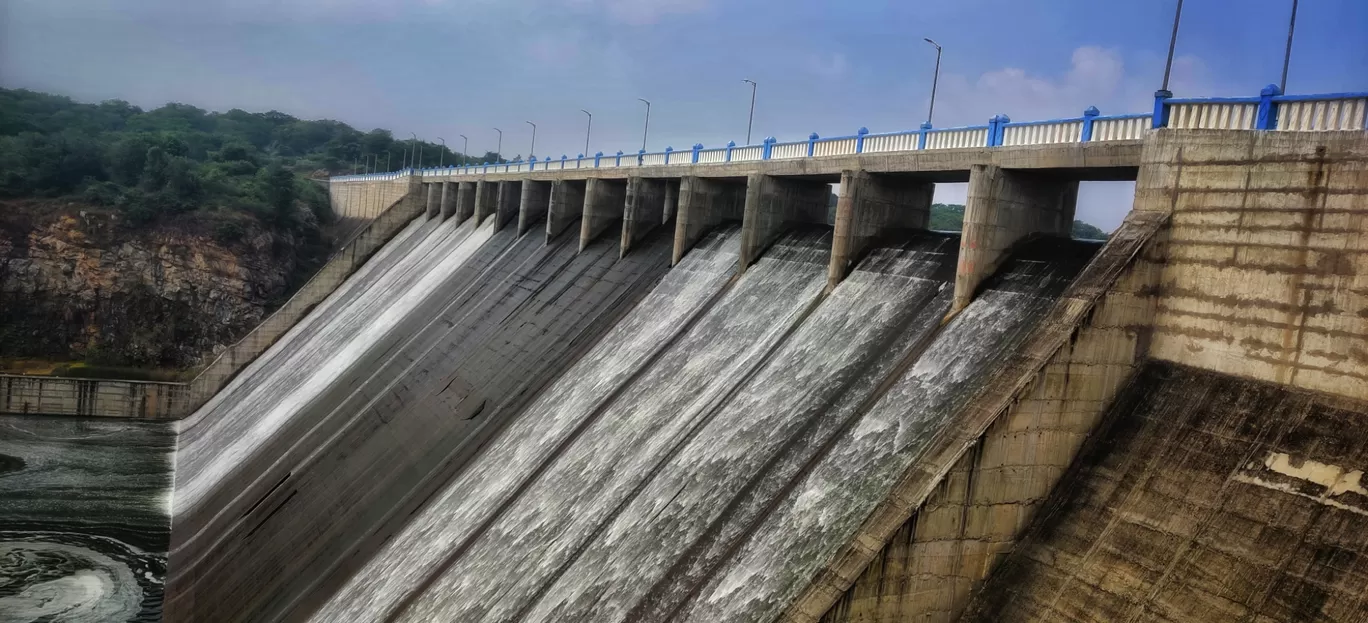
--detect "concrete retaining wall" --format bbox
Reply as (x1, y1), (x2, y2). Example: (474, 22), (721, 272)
(0, 374), (186, 418)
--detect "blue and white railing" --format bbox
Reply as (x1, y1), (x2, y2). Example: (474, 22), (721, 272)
(330, 86), (1367, 183)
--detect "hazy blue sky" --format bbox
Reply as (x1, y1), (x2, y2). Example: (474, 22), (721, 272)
(3, 0), (1366, 228)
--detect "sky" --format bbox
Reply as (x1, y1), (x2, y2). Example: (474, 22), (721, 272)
(3, 0), (1366, 230)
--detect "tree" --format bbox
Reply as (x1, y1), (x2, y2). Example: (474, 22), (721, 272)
(262, 164), (296, 225)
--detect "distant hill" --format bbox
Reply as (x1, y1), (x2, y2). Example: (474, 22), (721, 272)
(827, 196), (1110, 240)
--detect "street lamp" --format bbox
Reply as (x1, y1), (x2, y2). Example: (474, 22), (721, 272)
(409, 132), (419, 170)
(923, 39), (942, 127)
(437, 137), (446, 167)
(742, 79), (757, 144)
(459, 134), (468, 164)
(580, 109), (592, 156)
(1280, 0), (1299, 93)
(493, 127), (503, 163)
(1161, 0), (1184, 91)
(526, 121), (537, 159)
(637, 98), (651, 151)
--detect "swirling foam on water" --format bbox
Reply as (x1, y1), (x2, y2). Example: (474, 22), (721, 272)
(0, 540), (142, 623)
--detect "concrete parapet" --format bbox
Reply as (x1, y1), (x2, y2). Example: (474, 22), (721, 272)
(673, 176), (746, 265)
(621, 177), (668, 258)
(548, 179), (586, 242)
(425, 183), (440, 219)
(495, 181), (521, 230)
(953, 165), (1078, 314)
(581, 178), (626, 252)
(740, 173), (831, 270)
(474, 180), (497, 224)
(828, 170), (934, 289)
(456, 181), (477, 223)
(519, 180), (552, 236)
(440, 181), (456, 220)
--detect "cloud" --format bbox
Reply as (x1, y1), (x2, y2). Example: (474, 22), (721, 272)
(592, 0), (710, 25)
(806, 53), (849, 80)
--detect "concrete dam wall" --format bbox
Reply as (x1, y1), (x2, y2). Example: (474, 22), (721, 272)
(1, 128), (1365, 623)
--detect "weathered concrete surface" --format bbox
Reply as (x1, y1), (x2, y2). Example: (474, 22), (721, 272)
(456, 181), (476, 223)
(330, 175), (412, 220)
(622, 177), (668, 258)
(519, 180), (551, 236)
(474, 180), (497, 224)
(425, 183), (440, 218)
(953, 165), (1078, 314)
(740, 173), (830, 270)
(496, 180), (521, 230)
(828, 170), (933, 288)
(818, 211), (1167, 623)
(179, 175), (425, 416)
(440, 181), (456, 220)
(962, 359), (1368, 623)
(1137, 130), (1368, 401)
(582, 178), (628, 252)
(0, 374), (184, 418)
(549, 179), (586, 243)
(674, 176), (746, 265)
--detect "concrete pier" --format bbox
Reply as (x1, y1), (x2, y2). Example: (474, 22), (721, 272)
(952, 165), (1077, 313)
(581, 178), (628, 252)
(828, 170), (934, 288)
(548, 179), (586, 242)
(621, 177), (668, 258)
(519, 180), (551, 236)
(440, 181), (457, 220)
(673, 176), (746, 265)
(739, 173), (831, 270)
(495, 181), (521, 230)
(456, 181), (477, 223)
(424, 183), (440, 219)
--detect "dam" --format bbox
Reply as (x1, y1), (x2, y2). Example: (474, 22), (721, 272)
(1, 86), (1367, 623)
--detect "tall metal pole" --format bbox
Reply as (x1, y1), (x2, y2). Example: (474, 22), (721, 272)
(923, 39), (942, 126)
(493, 128), (503, 163)
(1161, 0), (1185, 91)
(386, 152), (391, 172)
(526, 121), (537, 159)
(1280, 0), (1299, 93)
(637, 98), (651, 151)
(459, 134), (468, 164)
(581, 109), (592, 156)
(409, 132), (418, 170)
(743, 79), (757, 144)
(437, 137), (446, 167)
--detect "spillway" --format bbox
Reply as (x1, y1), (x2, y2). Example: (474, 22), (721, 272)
(307, 230), (1099, 623)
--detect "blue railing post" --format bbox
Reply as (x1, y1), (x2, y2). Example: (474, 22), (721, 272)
(855, 127), (869, 153)
(637, 149), (646, 165)
(530, 156), (537, 171)
(1256, 84), (1281, 130)
(595, 151), (603, 167)
(1081, 106), (1100, 142)
(664, 146), (673, 164)
(725, 140), (735, 162)
(762, 137), (776, 160)
(614, 151), (622, 166)
(561, 155), (567, 170)
(918, 122), (931, 150)
(807, 132), (819, 157)
(987, 115), (1009, 146)
(692, 143), (703, 163)
(1152, 89), (1173, 129)
(576, 154), (583, 169)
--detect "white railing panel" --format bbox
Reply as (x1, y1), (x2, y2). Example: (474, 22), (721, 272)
(770, 142), (807, 160)
(698, 148), (726, 164)
(1169, 102), (1257, 130)
(731, 145), (763, 162)
(642, 153), (667, 166)
(1092, 116), (1150, 141)
(862, 133), (918, 154)
(813, 137), (858, 156)
(925, 128), (988, 150)
(1002, 121), (1082, 146)
(1277, 98), (1368, 131)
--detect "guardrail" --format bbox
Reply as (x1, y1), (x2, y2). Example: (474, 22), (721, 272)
(331, 86), (1367, 183)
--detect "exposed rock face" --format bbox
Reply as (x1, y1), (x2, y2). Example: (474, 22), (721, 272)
(0, 202), (322, 369)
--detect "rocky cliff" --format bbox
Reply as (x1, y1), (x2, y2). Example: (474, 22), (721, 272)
(0, 200), (330, 372)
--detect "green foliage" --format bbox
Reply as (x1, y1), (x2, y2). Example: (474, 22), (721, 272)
(1071, 220), (1110, 240)
(0, 87), (483, 230)
(928, 203), (966, 231)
